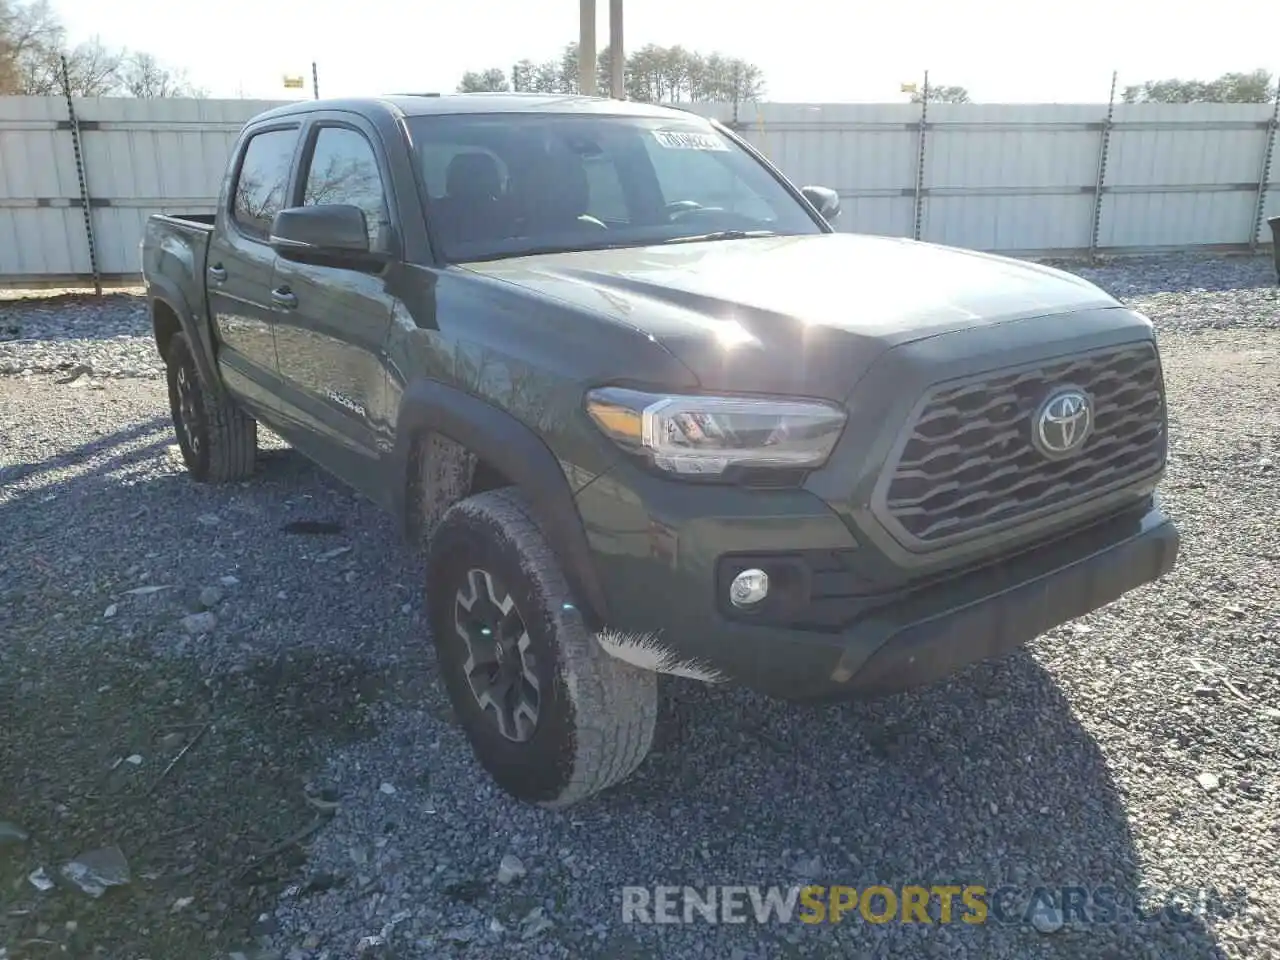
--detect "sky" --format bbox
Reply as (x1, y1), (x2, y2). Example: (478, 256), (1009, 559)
(52, 0), (1276, 104)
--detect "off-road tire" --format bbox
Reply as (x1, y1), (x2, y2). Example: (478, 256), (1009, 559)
(425, 487), (658, 808)
(164, 331), (257, 483)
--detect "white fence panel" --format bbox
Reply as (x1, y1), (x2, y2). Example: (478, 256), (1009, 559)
(0, 96), (287, 283)
(921, 104), (1104, 253)
(1, 95), (1277, 286)
(677, 100), (1279, 257)
(1101, 103), (1275, 250)
(689, 102), (921, 239)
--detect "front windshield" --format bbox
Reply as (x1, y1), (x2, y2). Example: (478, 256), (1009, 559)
(404, 112), (825, 262)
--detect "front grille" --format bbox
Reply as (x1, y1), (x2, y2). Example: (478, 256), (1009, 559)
(877, 342), (1166, 547)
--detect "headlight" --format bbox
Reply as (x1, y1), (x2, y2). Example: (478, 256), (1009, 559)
(585, 387), (847, 477)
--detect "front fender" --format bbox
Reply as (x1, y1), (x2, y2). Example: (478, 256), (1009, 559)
(391, 379), (609, 629)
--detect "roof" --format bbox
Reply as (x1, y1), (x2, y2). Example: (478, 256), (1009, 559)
(249, 92), (700, 124)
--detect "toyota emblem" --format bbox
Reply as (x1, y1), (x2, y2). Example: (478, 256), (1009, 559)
(1033, 388), (1093, 458)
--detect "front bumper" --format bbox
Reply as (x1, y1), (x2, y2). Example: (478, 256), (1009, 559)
(826, 504), (1177, 698)
(577, 467), (1179, 701)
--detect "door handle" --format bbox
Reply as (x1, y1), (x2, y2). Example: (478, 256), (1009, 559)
(271, 286), (298, 309)
(207, 263), (227, 282)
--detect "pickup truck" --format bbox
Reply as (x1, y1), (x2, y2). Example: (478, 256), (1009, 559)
(141, 92), (1179, 809)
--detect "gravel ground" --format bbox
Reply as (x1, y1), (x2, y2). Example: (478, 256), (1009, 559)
(0, 286), (157, 379)
(1, 252), (1278, 960)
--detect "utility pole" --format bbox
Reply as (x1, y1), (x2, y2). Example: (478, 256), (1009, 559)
(609, 0), (624, 99)
(578, 0), (597, 96)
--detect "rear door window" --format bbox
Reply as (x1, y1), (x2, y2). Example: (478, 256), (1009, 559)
(231, 127), (300, 240)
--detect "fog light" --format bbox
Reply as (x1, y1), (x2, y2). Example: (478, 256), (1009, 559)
(729, 568), (769, 607)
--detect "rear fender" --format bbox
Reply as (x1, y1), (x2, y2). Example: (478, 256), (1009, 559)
(147, 273), (223, 397)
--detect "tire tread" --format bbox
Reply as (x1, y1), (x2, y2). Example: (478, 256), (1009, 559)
(167, 332), (257, 483)
(429, 486), (657, 808)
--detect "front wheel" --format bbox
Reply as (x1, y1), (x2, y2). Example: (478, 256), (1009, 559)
(164, 331), (257, 483)
(424, 487), (658, 808)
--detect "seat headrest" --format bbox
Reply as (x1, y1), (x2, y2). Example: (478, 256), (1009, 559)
(524, 152), (589, 222)
(445, 151), (502, 201)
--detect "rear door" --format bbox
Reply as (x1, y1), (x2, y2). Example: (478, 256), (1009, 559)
(269, 113), (398, 498)
(207, 121), (301, 413)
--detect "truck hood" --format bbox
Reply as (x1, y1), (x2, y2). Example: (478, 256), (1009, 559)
(461, 233), (1122, 398)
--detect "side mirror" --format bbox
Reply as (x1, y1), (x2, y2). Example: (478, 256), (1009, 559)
(270, 204), (375, 262)
(800, 185), (841, 225)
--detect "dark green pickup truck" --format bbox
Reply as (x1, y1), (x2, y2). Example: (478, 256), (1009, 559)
(141, 92), (1179, 808)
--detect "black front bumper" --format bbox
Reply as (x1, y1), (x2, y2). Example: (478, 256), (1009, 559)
(630, 499), (1178, 703)
(829, 504), (1178, 698)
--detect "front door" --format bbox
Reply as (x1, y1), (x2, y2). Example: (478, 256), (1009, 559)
(206, 122), (301, 416)
(270, 117), (398, 502)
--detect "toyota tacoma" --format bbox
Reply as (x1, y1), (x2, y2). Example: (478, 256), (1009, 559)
(140, 93), (1179, 808)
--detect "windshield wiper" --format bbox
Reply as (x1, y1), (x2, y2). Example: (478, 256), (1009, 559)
(460, 239), (659, 262)
(660, 230), (778, 245)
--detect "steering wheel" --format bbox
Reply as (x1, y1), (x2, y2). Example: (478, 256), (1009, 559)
(669, 207), (771, 235)
(664, 200), (703, 219)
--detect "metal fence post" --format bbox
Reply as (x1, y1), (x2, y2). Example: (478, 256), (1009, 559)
(1088, 70), (1118, 264)
(912, 70), (929, 241)
(312, 61), (320, 100)
(60, 55), (101, 297)
(1249, 75), (1279, 251)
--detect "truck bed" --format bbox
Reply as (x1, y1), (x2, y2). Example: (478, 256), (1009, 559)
(142, 214), (214, 297)
(155, 213), (216, 229)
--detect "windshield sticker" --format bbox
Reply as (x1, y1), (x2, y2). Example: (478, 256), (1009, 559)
(651, 129), (730, 151)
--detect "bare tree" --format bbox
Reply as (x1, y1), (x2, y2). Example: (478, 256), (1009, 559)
(0, 2), (15, 92)
(17, 36), (121, 96)
(61, 37), (122, 95)
(1, 0), (204, 96)
(119, 50), (206, 98)
(0, 0), (61, 63)
(0, 0), (64, 93)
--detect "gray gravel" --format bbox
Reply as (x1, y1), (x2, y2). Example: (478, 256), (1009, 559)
(1, 253), (1278, 960)
(0, 287), (158, 378)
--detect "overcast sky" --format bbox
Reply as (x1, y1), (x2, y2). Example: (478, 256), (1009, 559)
(52, 0), (1275, 104)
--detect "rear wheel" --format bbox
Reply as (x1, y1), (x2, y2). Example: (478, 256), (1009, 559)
(425, 487), (658, 808)
(164, 332), (257, 483)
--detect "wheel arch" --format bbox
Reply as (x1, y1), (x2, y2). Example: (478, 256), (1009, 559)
(147, 276), (223, 396)
(392, 379), (609, 630)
